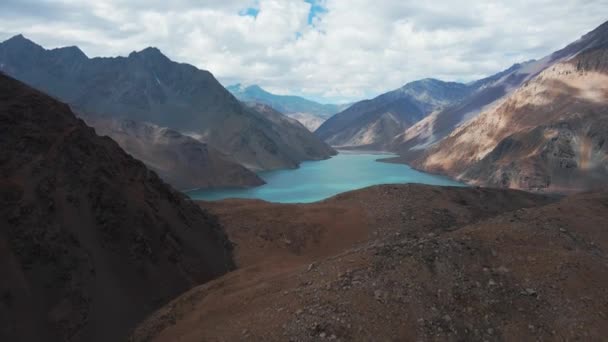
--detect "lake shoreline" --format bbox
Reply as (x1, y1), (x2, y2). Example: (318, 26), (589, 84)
(188, 153), (463, 203)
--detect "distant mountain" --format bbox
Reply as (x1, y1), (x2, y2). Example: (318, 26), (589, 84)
(88, 118), (265, 190)
(227, 84), (348, 131)
(315, 79), (475, 149)
(0, 72), (234, 341)
(390, 61), (548, 156)
(284, 112), (326, 131)
(227, 84), (345, 118)
(408, 20), (608, 192)
(241, 102), (337, 161)
(0, 35), (335, 173)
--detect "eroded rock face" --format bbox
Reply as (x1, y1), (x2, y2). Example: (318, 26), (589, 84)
(0, 73), (235, 342)
(393, 21), (608, 193)
(411, 55), (608, 192)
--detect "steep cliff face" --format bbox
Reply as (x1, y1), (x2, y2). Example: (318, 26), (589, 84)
(0, 73), (235, 342)
(0, 35), (335, 172)
(88, 118), (265, 190)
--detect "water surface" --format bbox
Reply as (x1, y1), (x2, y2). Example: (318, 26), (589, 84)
(188, 152), (463, 203)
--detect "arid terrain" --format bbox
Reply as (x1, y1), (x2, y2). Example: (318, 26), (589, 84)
(130, 184), (608, 341)
(1, 6), (607, 342)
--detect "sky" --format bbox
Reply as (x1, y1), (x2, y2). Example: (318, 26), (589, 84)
(1, 1), (607, 103)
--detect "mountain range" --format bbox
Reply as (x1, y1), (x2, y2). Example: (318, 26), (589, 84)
(405, 20), (608, 192)
(2, 13), (608, 342)
(315, 78), (477, 149)
(227, 83), (349, 131)
(0, 35), (335, 189)
(314, 20), (608, 192)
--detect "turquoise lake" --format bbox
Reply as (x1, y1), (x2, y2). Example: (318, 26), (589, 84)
(187, 152), (464, 203)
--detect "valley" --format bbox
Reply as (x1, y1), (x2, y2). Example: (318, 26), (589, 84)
(188, 152), (463, 203)
(0, 5), (607, 342)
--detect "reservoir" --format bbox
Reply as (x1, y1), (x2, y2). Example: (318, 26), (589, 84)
(187, 152), (463, 203)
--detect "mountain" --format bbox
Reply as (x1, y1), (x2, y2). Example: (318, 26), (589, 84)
(282, 112), (326, 131)
(241, 102), (337, 164)
(88, 118), (265, 190)
(315, 79), (474, 149)
(0, 35), (335, 172)
(227, 84), (345, 118)
(389, 62), (541, 155)
(393, 21), (608, 159)
(0, 73), (235, 341)
(227, 84), (347, 131)
(408, 20), (608, 192)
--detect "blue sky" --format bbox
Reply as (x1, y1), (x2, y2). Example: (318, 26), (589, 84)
(239, 7), (260, 18)
(1, 0), (607, 103)
(304, 0), (327, 25)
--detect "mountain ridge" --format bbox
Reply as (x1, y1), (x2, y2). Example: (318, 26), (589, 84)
(0, 35), (336, 177)
(87, 118), (266, 190)
(393, 19), (608, 158)
(0, 72), (235, 341)
(315, 78), (475, 149)
(407, 20), (608, 192)
(227, 83), (350, 131)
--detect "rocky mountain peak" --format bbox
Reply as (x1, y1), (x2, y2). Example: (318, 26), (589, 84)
(128, 46), (170, 63)
(49, 45), (88, 60)
(1, 34), (43, 51)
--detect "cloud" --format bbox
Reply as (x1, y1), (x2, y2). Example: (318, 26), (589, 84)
(0, 0), (607, 103)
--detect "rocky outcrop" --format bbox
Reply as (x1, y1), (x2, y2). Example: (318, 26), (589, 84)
(0, 36), (335, 172)
(0, 73), (235, 342)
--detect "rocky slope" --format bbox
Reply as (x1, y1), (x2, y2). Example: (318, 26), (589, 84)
(0, 35), (335, 171)
(0, 73), (235, 342)
(88, 118), (265, 190)
(315, 79), (473, 149)
(240, 103), (337, 169)
(390, 63), (538, 154)
(284, 112), (327, 131)
(127, 184), (608, 341)
(394, 20), (608, 162)
(228, 84), (346, 130)
(409, 22), (608, 192)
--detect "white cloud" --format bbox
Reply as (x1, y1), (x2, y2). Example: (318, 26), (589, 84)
(0, 0), (607, 103)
